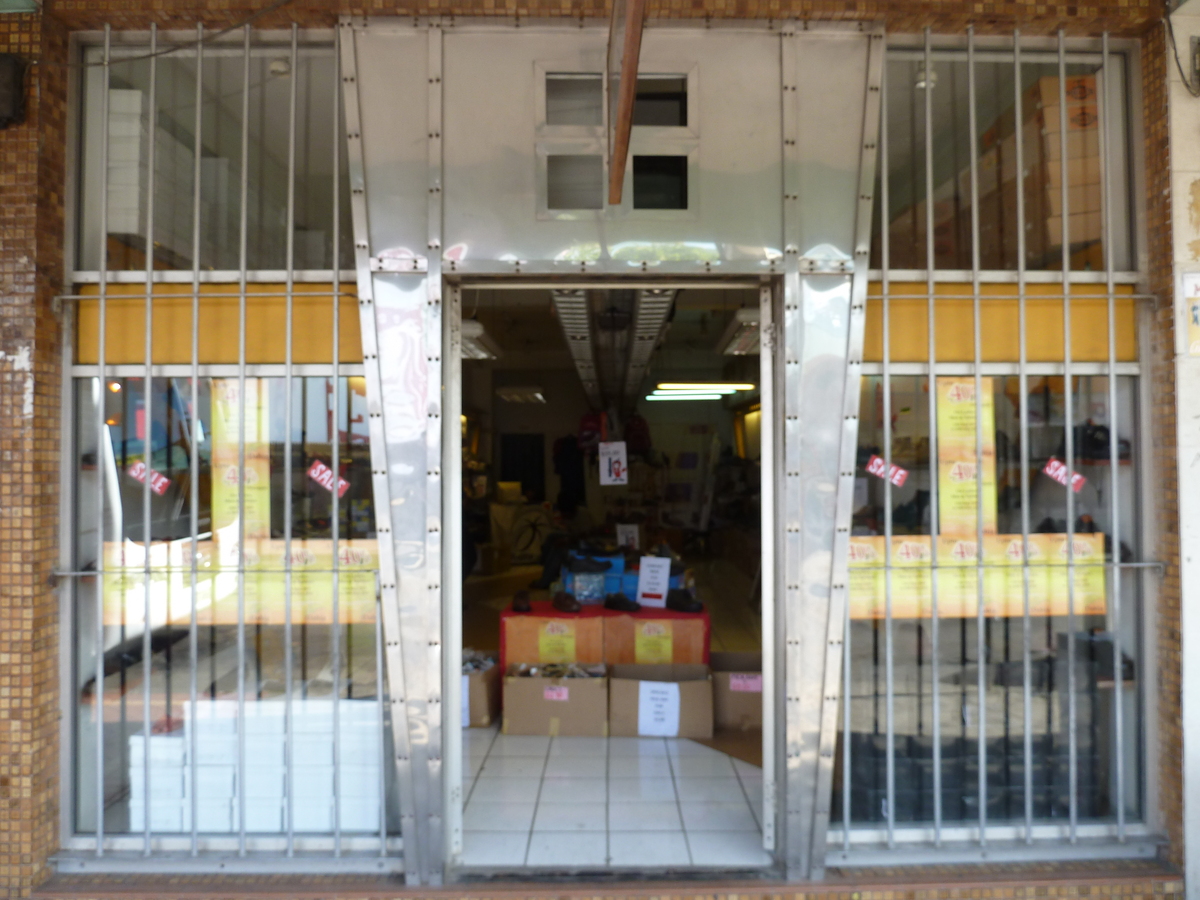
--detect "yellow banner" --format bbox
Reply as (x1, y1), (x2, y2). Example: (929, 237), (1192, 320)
(101, 538), (379, 625)
(936, 377), (998, 536)
(634, 621), (674, 664)
(847, 533), (1106, 619)
(538, 621), (577, 663)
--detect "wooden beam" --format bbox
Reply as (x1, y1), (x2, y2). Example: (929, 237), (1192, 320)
(606, 0), (647, 206)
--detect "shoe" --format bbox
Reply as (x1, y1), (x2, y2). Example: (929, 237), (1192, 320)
(604, 593), (640, 613)
(552, 591), (581, 613)
(512, 590), (532, 613)
(567, 556), (613, 574)
(666, 589), (702, 613)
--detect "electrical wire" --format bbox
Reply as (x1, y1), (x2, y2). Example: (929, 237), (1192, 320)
(1166, 6), (1200, 98)
(28, 0), (298, 69)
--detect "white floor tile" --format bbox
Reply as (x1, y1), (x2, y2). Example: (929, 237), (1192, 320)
(477, 756), (546, 778)
(607, 737), (668, 757)
(543, 754), (607, 778)
(459, 831), (530, 867)
(673, 777), (747, 803)
(533, 800), (607, 831)
(488, 735), (551, 757)
(607, 800), (683, 831)
(672, 755), (737, 777)
(608, 831), (691, 867)
(463, 799), (535, 832)
(684, 830), (772, 867)
(538, 776), (607, 802)
(469, 776), (544, 802)
(525, 831), (608, 867)
(608, 775), (678, 802)
(679, 800), (759, 831)
(548, 736), (609, 757)
(732, 757), (762, 779)
(610, 755), (674, 778)
(467, 755), (486, 777)
(666, 739), (728, 759)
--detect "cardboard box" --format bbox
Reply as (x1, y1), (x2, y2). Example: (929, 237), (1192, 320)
(603, 615), (708, 666)
(502, 612), (605, 666)
(502, 667), (608, 736)
(462, 661), (501, 728)
(608, 664), (713, 739)
(710, 652), (763, 732)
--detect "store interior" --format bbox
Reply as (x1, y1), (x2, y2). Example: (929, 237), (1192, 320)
(454, 286), (769, 870)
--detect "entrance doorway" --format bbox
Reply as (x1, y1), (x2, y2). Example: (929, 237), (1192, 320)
(445, 282), (773, 872)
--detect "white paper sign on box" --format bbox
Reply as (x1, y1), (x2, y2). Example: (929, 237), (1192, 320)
(599, 441), (628, 486)
(636, 556), (672, 608)
(637, 681), (681, 737)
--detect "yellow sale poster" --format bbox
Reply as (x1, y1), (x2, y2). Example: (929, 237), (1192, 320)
(936, 377), (998, 537)
(210, 378), (271, 541)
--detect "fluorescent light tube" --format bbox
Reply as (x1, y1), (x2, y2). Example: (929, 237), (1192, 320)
(716, 308), (760, 355)
(656, 382), (756, 391)
(645, 393), (723, 401)
(461, 319), (501, 360)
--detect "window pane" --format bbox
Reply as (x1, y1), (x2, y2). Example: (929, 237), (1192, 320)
(545, 74), (602, 126)
(72, 376), (392, 836)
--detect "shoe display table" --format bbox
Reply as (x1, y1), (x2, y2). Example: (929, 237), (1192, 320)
(499, 600), (711, 674)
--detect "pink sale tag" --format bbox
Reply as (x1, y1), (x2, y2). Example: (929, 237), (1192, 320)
(1042, 457), (1086, 493)
(865, 454), (909, 487)
(730, 673), (763, 693)
(543, 686), (569, 701)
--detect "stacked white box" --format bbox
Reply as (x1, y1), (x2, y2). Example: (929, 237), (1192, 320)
(127, 699), (383, 834)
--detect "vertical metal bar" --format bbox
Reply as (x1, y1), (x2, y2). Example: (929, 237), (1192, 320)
(880, 51), (896, 850)
(236, 23), (251, 857)
(188, 21), (203, 858)
(1057, 29), (1079, 844)
(443, 285), (463, 863)
(283, 22), (298, 858)
(331, 29), (344, 859)
(923, 26), (943, 846)
(1100, 29), (1126, 841)
(841, 576), (851, 851)
(375, 579), (388, 853)
(94, 24), (111, 857)
(758, 280), (777, 854)
(1013, 28), (1035, 844)
(966, 24), (988, 847)
(140, 22), (158, 858)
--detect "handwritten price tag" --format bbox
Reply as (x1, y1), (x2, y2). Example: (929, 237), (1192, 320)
(127, 461), (171, 496)
(1042, 457), (1086, 492)
(865, 454), (909, 487)
(543, 686), (569, 702)
(599, 441), (628, 486)
(307, 459), (350, 498)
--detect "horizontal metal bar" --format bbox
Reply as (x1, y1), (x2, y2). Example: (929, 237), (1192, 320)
(831, 822), (1154, 847)
(861, 362), (1140, 376)
(448, 276), (769, 289)
(71, 270), (357, 284)
(845, 561), (1163, 572)
(868, 270), (1142, 285)
(889, 48), (1107, 64)
(76, 28), (338, 48)
(54, 854), (403, 875)
(828, 838), (1159, 868)
(71, 364), (365, 378)
(62, 836), (401, 853)
(56, 569), (378, 577)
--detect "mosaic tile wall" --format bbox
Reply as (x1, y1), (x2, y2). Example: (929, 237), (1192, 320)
(0, 1), (1180, 897)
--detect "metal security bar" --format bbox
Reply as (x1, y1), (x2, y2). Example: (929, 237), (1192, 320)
(59, 25), (400, 873)
(831, 29), (1155, 865)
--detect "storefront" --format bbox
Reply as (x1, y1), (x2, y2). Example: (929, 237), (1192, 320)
(0, 2), (1184, 895)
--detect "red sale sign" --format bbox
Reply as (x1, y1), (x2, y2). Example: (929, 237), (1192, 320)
(307, 459), (350, 498)
(1042, 457), (1086, 492)
(865, 454), (909, 487)
(127, 461), (171, 496)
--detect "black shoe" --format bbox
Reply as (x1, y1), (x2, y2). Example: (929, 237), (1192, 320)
(666, 589), (702, 613)
(552, 591), (581, 613)
(604, 593), (641, 613)
(512, 590), (532, 613)
(567, 556), (613, 574)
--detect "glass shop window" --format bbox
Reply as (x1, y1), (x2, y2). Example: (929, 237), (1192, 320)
(633, 155), (688, 209)
(835, 370), (1143, 826)
(632, 75), (687, 127)
(545, 73), (603, 126)
(71, 375), (391, 836)
(870, 51), (1132, 272)
(76, 44), (354, 273)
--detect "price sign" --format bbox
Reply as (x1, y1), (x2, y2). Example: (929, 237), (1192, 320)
(127, 461), (171, 496)
(1042, 457), (1086, 493)
(865, 453), (909, 487)
(307, 459), (350, 498)
(636, 556), (672, 608)
(599, 441), (628, 486)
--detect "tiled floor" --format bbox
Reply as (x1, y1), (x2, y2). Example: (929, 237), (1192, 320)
(459, 725), (770, 870)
